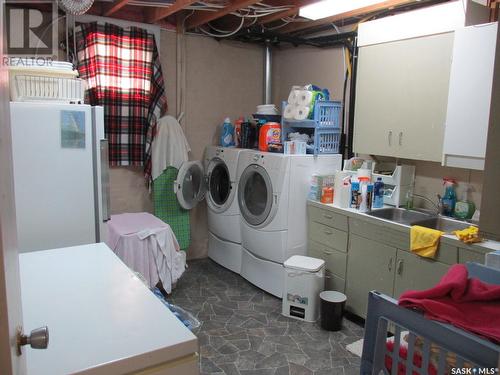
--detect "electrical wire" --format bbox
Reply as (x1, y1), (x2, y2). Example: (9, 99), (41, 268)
(199, 16), (245, 37)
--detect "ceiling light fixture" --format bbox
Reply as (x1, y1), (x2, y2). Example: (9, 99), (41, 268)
(299, 0), (386, 20)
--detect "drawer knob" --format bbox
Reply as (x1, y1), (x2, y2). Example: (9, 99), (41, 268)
(323, 250), (333, 255)
(323, 213), (333, 219)
(323, 229), (333, 235)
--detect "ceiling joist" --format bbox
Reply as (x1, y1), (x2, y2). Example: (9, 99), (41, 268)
(280, 0), (414, 33)
(185, 0), (263, 30)
(145, 0), (197, 23)
(260, 7), (298, 24)
(102, 0), (131, 16)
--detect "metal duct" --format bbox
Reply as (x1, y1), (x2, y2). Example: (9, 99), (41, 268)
(264, 42), (272, 104)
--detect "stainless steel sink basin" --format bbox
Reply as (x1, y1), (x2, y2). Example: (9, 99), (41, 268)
(411, 217), (471, 233)
(366, 208), (432, 225)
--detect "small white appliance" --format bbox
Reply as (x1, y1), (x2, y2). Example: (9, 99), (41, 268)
(237, 150), (342, 297)
(10, 102), (109, 252)
(174, 146), (244, 273)
(282, 255), (325, 322)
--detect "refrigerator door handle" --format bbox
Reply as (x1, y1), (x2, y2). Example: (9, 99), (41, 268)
(100, 139), (111, 221)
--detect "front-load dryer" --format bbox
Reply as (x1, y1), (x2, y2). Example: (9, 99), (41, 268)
(174, 146), (244, 273)
(237, 150), (342, 297)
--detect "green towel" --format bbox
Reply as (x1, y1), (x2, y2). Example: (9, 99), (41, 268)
(153, 167), (190, 250)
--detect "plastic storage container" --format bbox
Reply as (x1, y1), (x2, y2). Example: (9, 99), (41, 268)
(281, 100), (342, 155)
(282, 255), (325, 322)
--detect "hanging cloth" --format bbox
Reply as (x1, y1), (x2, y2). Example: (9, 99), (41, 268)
(75, 22), (166, 182)
(151, 115), (191, 181)
(153, 167), (191, 250)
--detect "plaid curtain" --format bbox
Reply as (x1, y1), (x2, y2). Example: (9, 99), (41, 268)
(76, 22), (166, 182)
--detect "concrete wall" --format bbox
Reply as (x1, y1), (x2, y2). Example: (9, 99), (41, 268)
(108, 31), (263, 259)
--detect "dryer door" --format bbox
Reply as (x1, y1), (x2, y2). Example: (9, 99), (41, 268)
(206, 158), (232, 211)
(174, 161), (206, 210)
(238, 164), (273, 226)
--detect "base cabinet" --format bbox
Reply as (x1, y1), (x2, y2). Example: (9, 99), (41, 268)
(345, 234), (396, 317)
(393, 249), (449, 299)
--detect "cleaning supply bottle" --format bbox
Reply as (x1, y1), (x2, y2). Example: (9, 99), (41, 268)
(339, 179), (351, 208)
(441, 178), (457, 217)
(220, 117), (235, 147)
(350, 178), (360, 209)
(454, 184), (475, 220)
(373, 177), (384, 208)
(234, 117), (244, 147)
(358, 177), (370, 212)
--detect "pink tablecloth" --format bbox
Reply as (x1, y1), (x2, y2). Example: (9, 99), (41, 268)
(106, 213), (185, 292)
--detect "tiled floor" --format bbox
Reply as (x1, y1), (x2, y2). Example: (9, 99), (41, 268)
(168, 259), (364, 375)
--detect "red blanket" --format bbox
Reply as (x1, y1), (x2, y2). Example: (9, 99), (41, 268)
(399, 264), (500, 343)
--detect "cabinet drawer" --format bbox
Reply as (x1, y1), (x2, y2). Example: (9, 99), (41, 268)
(350, 218), (409, 250)
(308, 240), (347, 278)
(309, 221), (348, 252)
(308, 205), (348, 231)
(325, 271), (345, 293)
(459, 248), (485, 264)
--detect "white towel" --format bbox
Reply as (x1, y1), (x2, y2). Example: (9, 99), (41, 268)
(151, 115), (191, 181)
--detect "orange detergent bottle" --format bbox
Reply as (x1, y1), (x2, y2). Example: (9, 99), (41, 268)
(258, 122), (281, 152)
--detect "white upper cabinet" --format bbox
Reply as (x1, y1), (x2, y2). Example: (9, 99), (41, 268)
(353, 32), (454, 161)
(442, 22), (498, 170)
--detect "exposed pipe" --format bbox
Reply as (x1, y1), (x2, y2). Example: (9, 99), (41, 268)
(264, 42), (272, 104)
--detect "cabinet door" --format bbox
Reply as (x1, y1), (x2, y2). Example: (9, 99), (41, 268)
(354, 32), (454, 162)
(442, 23), (497, 170)
(393, 250), (449, 299)
(346, 234), (396, 318)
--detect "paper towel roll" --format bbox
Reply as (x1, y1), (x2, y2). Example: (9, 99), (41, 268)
(287, 89), (301, 105)
(294, 106), (310, 120)
(284, 104), (296, 119)
(297, 90), (314, 106)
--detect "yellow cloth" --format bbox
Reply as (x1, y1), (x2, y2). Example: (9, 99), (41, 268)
(454, 226), (482, 244)
(410, 225), (443, 258)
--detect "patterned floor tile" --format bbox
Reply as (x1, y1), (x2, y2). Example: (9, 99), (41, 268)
(169, 259), (363, 375)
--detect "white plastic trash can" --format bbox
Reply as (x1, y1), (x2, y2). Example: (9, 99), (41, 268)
(282, 255), (325, 322)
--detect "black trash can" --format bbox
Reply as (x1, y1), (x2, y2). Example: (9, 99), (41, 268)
(319, 291), (347, 331)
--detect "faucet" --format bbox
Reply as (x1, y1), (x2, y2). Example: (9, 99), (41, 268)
(408, 193), (442, 215)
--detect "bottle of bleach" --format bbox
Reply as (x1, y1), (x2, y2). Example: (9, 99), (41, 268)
(220, 117), (235, 147)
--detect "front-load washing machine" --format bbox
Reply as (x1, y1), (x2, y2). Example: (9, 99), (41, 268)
(236, 150), (342, 297)
(174, 146), (244, 273)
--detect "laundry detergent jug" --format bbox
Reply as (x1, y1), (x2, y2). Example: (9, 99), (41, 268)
(258, 122), (281, 152)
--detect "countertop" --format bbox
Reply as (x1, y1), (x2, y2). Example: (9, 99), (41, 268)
(19, 243), (198, 375)
(308, 200), (500, 253)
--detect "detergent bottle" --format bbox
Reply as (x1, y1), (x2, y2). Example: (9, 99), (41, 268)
(220, 117), (235, 147)
(441, 178), (457, 217)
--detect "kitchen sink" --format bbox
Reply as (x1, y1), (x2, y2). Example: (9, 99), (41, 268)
(366, 208), (432, 225)
(411, 217), (472, 233)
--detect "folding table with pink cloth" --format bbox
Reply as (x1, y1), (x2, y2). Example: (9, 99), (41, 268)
(106, 212), (186, 293)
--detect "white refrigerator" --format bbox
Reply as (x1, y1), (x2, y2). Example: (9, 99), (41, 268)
(10, 102), (110, 252)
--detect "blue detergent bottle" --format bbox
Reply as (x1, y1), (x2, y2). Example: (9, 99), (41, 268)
(373, 177), (384, 208)
(220, 117), (235, 147)
(441, 178), (457, 216)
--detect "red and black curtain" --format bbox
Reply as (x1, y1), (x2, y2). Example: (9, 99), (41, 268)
(76, 22), (166, 182)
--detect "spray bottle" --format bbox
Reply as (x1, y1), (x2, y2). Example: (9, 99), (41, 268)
(441, 178), (457, 217)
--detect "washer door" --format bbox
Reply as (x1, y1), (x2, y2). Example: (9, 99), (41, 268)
(207, 159), (231, 209)
(238, 164), (273, 226)
(175, 161), (206, 210)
